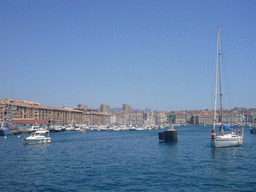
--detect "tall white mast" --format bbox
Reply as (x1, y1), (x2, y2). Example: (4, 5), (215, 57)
(218, 27), (224, 132)
(213, 27), (219, 130)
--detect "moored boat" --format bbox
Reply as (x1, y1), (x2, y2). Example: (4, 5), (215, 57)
(210, 27), (243, 148)
(24, 130), (51, 144)
(0, 128), (9, 136)
(27, 125), (44, 133)
(49, 125), (63, 132)
(0, 121), (9, 136)
(250, 125), (256, 134)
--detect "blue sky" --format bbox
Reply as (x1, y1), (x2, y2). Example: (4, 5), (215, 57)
(1, 0), (255, 111)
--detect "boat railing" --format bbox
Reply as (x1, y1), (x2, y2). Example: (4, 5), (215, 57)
(215, 128), (243, 137)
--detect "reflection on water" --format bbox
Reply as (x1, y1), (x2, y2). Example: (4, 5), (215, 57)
(211, 146), (244, 161)
(210, 146), (245, 184)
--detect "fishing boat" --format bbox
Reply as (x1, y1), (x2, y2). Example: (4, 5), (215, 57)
(24, 130), (51, 144)
(210, 27), (243, 148)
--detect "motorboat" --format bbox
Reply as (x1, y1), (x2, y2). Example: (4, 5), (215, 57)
(24, 130), (51, 144)
(27, 125), (44, 133)
(49, 125), (63, 132)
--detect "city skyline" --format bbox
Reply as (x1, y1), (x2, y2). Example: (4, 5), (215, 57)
(1, 98), (254, 126)
(1, 97), (255, 115)
(1, 1), (255, 111)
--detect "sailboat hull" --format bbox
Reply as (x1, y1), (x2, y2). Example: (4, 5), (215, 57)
(211, 136), (243, 148)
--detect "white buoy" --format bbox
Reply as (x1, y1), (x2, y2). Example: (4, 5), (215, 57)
(18, 135), (20, 138)
(4, 136), (7, 138)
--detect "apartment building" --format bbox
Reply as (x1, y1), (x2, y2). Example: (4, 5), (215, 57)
(115, 111), (144, 125)
(0, 98), (109, 125)
(123, 104), (131, 112)
(174, 114), (186, 124)
(100, 104), (110, 113)
(88, 112), (111, 125)
(195, 114), (214, 125)
(156, 112), (168, 125)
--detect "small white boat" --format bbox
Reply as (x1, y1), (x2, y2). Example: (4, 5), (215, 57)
(135, 127), (145, 131)
(24, 130), (51, 144)
(49, 125), (63, 132)
(113, 127), (122, 131)
(27, 125), (41, 133)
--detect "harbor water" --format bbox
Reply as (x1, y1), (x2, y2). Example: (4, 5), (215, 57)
(1, 126), (256, 191)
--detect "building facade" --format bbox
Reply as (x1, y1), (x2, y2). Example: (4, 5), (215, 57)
(100, 104), (110, 113)
(156, 112), (168, 125)
(123, 104), (131, 112)
(174, 114), (186, 124)
(0, 98), (109, 125)
(195, 114), (214, 125)
(12, 119), (51, 129)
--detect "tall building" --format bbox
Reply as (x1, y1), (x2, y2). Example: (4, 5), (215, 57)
(123, 104), (131, 112)
(100, 104), (110, 113)
(77, 104), (88, 111)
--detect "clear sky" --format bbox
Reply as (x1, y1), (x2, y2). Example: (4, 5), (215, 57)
(1, 0), (255, 111)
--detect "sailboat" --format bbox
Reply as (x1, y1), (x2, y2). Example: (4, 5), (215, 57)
(210, 27), (243, 148)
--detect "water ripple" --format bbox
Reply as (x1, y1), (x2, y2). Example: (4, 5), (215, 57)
(1, 127), (256, 191)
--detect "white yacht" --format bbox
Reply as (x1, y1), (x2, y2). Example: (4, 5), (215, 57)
(27, 125), (45, 133)
(210, 27), (243, 148)
(24, 130), (51, 144)
(49, 125), (63, 132)
(135, 126), (145, 131)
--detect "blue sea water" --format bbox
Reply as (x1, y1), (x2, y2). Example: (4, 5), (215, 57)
(1, 126), (256, 192)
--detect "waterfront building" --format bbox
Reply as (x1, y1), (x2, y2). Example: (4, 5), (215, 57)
(100, 104), (110, 113)
(115, 111), (144, 125)
(0, 98), (108, 125)
(195, 114), (214, 125)
(246, 113), (256, 124)
(88, 112), (111, 125)
(185, 115), (192, 124)
(174, 114), (186, 124)
(134, 112), (144, 125)
(12, 119), (51, 129)
(110, 115), (116, 124)
(123, 104), (131, 112)
(190, 115), (196, 125)
(156, 112), (168, 125)
(118, 111), (131, 125)
(144, 111), (154, 125)
(221, 114), (243, 125)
